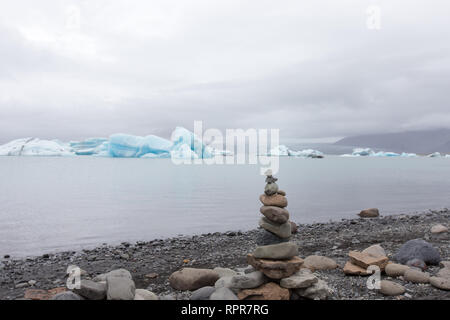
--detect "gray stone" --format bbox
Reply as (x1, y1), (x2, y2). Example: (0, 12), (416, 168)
(385, 263), (410, 277)
(215, 271), (267, 290)
(394, 239), (441, 265)
(106, 276), (136, 300)
(213, 267), (237, 278)
(437, 268), (450, 278)
(169, 268), (220, 291)
(190, 286), (216, 300)
(51, 292), (83, 300)
(73, 279), (107, 300)
(264, 182), (279, 196)
(134, 289), (158, 300)
(431, 224), (448, 234)
(260, 206), (289, 224)
(295, 279), (331, 300)
(259, 217), (291, 239)
(93, 269), (132, 282)
(209, 287), (238, 300)
(280, 269), (318, 289)
(303, 255), (338, 271)
(430, 277), (450, 290)
(255, 229), (289, 246)
(379, 280), (405, 296)
(404, 269), (430, 284)
(253, 242), (298, 260)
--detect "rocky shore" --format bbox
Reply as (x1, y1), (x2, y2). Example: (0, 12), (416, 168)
(0, 209), (449, 300)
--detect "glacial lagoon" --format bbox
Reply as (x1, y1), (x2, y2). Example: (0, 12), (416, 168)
(1, 156), (449, 257)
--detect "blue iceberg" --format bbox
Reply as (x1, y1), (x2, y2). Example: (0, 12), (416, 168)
(108, 134), (174, 158)
(171, 127), (213, 158)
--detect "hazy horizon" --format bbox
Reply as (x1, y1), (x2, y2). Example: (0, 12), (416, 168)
(1, 1), (450, 144)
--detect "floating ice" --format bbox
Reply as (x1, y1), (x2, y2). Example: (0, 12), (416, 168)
(268, 145), (290, 156)
(427, 152), (442, 157)
(170, 143), (199, 159)
(400, 152), (418, 157)
(171, 127), (213, 158)
(372, 151), (400, 157)
(108, 134), (174, 158)
(70, 138), (109, 156)
(0, 138), (74, 156)
(267, 145), (324, 158)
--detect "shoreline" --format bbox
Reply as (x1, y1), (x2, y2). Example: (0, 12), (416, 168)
(1, 208), (449, 300)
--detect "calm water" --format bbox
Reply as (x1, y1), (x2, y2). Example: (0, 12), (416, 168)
(1, 156), (449, 257)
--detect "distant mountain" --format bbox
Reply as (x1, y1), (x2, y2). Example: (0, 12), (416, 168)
(334, 129), (450, 154)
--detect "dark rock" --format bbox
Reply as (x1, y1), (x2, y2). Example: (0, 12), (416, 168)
(394, 239), (441, 265)
(190, 286), (216, 300)
(255, 229), (289, 246)
(51, 291), (83, 300)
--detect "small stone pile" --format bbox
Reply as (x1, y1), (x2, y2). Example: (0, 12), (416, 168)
(247, 170), (302, 279)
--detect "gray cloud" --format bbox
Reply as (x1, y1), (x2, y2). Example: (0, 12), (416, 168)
(0, 0), (449, 144)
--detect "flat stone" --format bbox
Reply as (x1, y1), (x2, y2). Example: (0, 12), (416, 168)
(209, 287), (238, 300)
(51, 292), (83, 300)
(259, 217), (291, 239)
(379, 280), (405, 296)
(280, 269), (318, 289)
(247, 254), (303, 279)
(216, 271), (267, 290)
(259, 194), (288, 208)
(358, 208), (379, 218)
(362, 244), (386, 258)
(134, 289), (158, 300)
(348, 250), (388, 270)
(255, 229), (289, 246)
(303, 255), (338, 271)
(343, 261), (371, 276)
(394, 239), (441, 265)
(295, 279), (331, 300)
(93, 269), (132, 282)
(169, 268), (220, 291)
(213, 267), (237, 278)
(106, 276), (136, 300)
(260, 206), (289, 224)
(253, 242), (298, 260)
(73, 279), (107, 300)
(430, 277), (450, 290)
(431, 224), (448, 234)
(24, 287), (66, 300)
(190, 286), (216, 300)
(404, 269), (430, 284)
(238, 282), (290, 300)
(385, 263), (410, 277)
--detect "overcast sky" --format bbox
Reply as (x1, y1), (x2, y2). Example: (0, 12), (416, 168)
(0, 0), (449, 144)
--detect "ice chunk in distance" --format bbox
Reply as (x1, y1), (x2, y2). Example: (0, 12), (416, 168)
(0, 138), (74, 156)
(268, 145), (290, 156)
(171, 127), (212, 158)
(427, 152), (442, 158)
(352, 148), (374, 156)
(108, 134), (173, 158)
(70, 138), (109, 156)
(170, 143), (199, 159)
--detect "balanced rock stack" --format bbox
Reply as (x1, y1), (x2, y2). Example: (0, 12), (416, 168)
(247, 170), (303, 280)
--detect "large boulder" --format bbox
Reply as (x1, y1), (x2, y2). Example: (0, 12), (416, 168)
(394, 239), (442, 265)
(253, 242), (298, 260)
(238, 282), (289, 300)
(106, 275), (136, 300)
(73, 280), (107, 300)
(260, 206), (289, 224)
(169, 268), (220, 291)
(259, 217), (291, 239)
(247, 254), (303, 279)
(303, 255), (338, 271)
